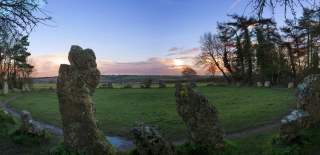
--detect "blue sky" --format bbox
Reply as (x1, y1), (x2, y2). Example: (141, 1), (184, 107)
(28, 0), (297, 77)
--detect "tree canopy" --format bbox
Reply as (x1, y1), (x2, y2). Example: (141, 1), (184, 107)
(198, 7), (320, 85)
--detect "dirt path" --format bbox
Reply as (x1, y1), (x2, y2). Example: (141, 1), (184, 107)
(0, 95), (286, 150)
(226, 120), (281, 139)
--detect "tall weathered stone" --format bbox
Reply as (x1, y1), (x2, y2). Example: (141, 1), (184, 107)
(22, 83), (31, 92)
(279, 74), (320, 144)
(20, 110), (45, 136)
(107, 82), (113, 88)
(175, 83), (224, 149)
(159, 80), (166, 88)
(57, 45), (114, 155)
(131, 123), (175, 155)
(264, 81), (271, 88)
(296, 74), (320, 124)
(288, 82), (294, 89)
(279, 110), (310, 143)
(3, 73), (8, 95)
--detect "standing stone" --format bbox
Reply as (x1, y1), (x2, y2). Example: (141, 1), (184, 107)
(288, 82), (294, 89)
(25, 84), (31, 92)
(175, 83), (224, 149)
(296, 74), (320, 124)
(12, 88), (21, 93)
(22, 84), (26, 92)
(235, 82), (241, 87)
(57, 45), (114, 155)
(20, 110), (45, 136)
(21, 111), (33, 131)
(131, 123), (175, 155)
(22, 83), (31, 92)
(159, 80), (166, 88)
(279, 110), (310, 144)
(279, 74), (320, 144)
(107, 82), (113, 88)
(3, 73), (8, 95)
(257, 82), (263, 87)
(123, 83), (133, 88)
(264, 81), (271, 88)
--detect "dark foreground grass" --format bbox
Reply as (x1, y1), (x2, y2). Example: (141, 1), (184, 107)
(0, 132), (60, 155)
(9, 86), (294, 140)
(0, 109), (59, 155)
(230, 126), (320, 155)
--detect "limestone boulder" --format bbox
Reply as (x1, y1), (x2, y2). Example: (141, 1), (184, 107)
(20, 110), (45, 136)
(264, 81), (271, 88)
(296, 74), (320, 124)
(280, 110), (310, 143)
(159, 80), (166, 88)
(131, 123), (175, 155)
(288, 82), (294, 89)
(175, 83), (224, 149)
(57, 45), (114, 155)
(107, 82), (113, 88)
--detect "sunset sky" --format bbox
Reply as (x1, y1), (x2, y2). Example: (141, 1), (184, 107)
(29, 0), (292, 77)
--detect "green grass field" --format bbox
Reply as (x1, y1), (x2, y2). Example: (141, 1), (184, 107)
(8, 86), (295, 141)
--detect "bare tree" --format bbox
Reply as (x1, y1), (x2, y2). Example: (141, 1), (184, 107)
(198, 33), (231, 83)
(182, 66), (197, 78)
(0, 0), (51, 39)
(248, 0), (316, 18)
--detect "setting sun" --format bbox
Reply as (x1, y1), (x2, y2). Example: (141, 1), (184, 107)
(174, 59), (184, 67)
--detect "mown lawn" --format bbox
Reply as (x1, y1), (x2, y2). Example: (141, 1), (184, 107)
(9, 86), (295, 140)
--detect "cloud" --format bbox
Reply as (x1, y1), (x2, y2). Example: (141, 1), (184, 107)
(30, 54), (68, 77)
(175, 56), (196, 60)
(166, 47), (200, 57)
(98, 57), (181, 75)
(168, 47), (179, 52)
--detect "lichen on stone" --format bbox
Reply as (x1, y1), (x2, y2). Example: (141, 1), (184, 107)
(57, 45), (115, 155)
(175, 83), (224, 149)
(131, 123), (176, 155)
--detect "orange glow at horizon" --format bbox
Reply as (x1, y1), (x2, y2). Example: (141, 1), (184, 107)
(30, 54), (207, 77)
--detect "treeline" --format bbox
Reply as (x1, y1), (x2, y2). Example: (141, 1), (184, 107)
(198, 8), (320, 86)
(0, 36), (33, 90)
(0, 0), (50, 93)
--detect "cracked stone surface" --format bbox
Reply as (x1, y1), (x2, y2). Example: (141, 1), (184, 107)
(175, 83), (224, 149)
(280, 74), (320, 144)
(131, 123), (175, 155)
(57, 45), (114, 155)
